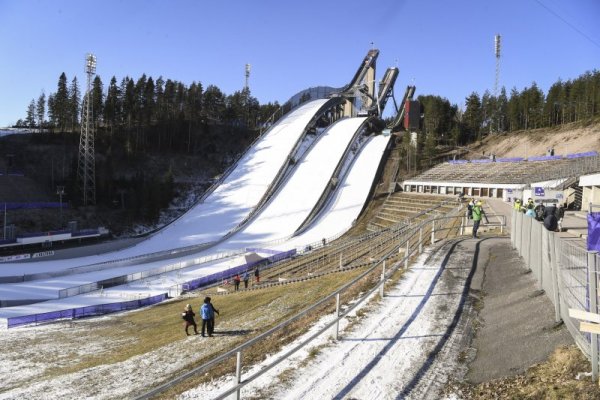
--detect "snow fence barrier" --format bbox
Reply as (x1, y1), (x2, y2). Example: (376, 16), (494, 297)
(6, 293), (168, 328)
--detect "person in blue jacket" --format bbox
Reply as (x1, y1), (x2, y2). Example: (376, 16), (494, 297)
(200, 296), (219, 337)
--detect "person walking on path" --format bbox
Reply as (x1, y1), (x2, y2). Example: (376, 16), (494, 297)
(233, 273), (241, 291)
(182, 304), (198, 336)
(472, 200), (489, 238)
(254, 266), (260, 284)
(242, 271), (249, 289)
(200, 297), (219, 337)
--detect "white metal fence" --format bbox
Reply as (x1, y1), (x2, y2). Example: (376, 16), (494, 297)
(511, 210), (599, 378)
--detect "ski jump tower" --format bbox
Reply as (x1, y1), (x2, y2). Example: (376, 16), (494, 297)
(77, 53), (97, 206)
(340, 49), (379, 117)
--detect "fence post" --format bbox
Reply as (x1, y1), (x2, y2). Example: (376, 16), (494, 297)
(380, 260), (385, 298)
(537, 225), (544, 291)
(500, 215), (504, 235)
(419, 228), (423, 254)
(588, 251), (599, 383)
(460, 216), (464, 236)
(549, 232), (561, 323)
(405, 240), (409, 269)
(335, 293), (340, 340)
(431, 220), (436, 244)
(235, 351), (242, 400)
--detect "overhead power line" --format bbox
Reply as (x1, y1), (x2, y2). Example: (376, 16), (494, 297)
(534, 0), (600, 51)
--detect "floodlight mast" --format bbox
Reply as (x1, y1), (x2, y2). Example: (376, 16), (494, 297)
(494, 34), (501, 133)
(77, 53), (97, 205)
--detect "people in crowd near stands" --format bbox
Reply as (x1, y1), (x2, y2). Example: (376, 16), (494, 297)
(526, 198), (535, 211)
(200, 297), (219, 337)
(254, 266), (260, 283)
(556, 203), (565, 231)
(242, 271), (250, 288)
(233, 274), (241, 291)
(513, 199), (522, 211)
(543, 204), (557, 219)
(182, 304), (198, 336)
(534, 203), (546, 221)
(322, 238), (327, 246)
(543, 210), (559, 231)
(525, 207), (536, 218)
(467, 199), (474, 219)
(472, 200), (488, 238)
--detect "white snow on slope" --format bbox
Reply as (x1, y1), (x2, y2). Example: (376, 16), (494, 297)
(0, 120), (389, 322)
(0, 99), (330, 275)
(180, 241), (473, 399)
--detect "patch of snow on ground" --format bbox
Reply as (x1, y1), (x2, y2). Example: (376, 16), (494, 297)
(180, 244), (472, 399)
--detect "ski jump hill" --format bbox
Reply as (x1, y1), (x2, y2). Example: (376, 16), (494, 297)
(0, 49), (407, 328)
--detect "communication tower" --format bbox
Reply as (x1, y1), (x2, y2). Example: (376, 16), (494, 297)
(245, 64), (251, 91)
(77, 53), (97, 205)
(494, 34), (501, 97)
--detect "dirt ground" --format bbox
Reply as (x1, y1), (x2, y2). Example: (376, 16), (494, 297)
(469, 122), (600, 159)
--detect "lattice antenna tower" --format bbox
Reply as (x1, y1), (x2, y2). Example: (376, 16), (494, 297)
(494, 34), (501, 97)
(245, 64), (251, 91)
(77, 53), (97, 205)
(494, 34), (501, 132)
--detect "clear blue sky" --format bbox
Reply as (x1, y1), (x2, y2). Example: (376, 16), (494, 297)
(0, 0), (599, 127)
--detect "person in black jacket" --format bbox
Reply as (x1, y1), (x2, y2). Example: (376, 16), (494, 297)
(543, 204), (558, 231)
(182, 304), (198, 336)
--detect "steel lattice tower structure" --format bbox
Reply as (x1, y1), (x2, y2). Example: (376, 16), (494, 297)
(77, 53), (97, 206)
(494, 34), (502, 132)
(494, 34), (501, 98)
(245, 63), (251, 91)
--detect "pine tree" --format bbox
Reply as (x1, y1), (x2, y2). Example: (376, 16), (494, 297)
(26, 99), (36, 128)
(92, 76), (104, 126)
(47, 94), (56, 129)
(36, 92), (46, 131)
(463, 92), (482, 142)
(55, 73), (69, 132)
(104, 76), (120, 135)
(69, 76), (81, 131)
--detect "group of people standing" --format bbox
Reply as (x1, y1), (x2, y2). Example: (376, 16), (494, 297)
(232, 267), (259, 291)
(182, 296), (220, 337)
(514, 197), (565, 232)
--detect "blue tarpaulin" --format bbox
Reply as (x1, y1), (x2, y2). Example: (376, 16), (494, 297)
(587, 212), (600, 251)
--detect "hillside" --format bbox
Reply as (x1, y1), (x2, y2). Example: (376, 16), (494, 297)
(466, 121), (600, 160)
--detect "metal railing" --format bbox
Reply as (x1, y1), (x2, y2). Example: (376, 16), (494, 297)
(135, 208), (506, 399)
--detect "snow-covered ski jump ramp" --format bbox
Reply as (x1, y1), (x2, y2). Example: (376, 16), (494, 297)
(0, 48), (394, 327)
(0, 114), (390, 327)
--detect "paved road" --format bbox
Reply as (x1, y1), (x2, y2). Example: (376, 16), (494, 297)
(462, 198), (578, 382)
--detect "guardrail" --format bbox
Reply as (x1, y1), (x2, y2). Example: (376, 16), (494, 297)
(135, 206), (507, 399)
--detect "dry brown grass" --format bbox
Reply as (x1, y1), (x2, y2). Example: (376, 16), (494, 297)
(447, 345), (600, 399)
